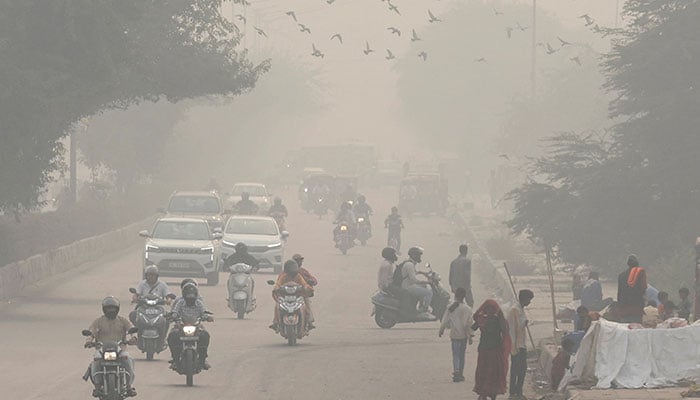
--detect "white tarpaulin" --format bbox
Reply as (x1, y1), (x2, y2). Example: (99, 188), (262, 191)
(564, 319), (700, 389)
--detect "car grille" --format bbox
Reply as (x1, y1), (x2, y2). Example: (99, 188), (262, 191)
(159, 247), (199, 254)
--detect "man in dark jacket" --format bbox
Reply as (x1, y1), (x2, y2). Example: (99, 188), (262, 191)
(617, 254), (647, 323)
(449, 244), (473, 307)
(224, 242), (260, 271)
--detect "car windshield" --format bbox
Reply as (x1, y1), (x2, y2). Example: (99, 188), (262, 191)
(167, 195), (220, 214)
(231, 185), (267, 197)
(152, 221), (210, 240)
(226, 219), (278, 235)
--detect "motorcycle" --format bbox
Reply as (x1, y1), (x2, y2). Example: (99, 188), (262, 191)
(82, 327), (139, 400)
(313, 195), (328, 218)
(226, 263), (256, 319)
(168, 312), (213, 386)
(267, 280), (309, 346)
(370, 264), (450, 329)
(356, 215), (371, 246)
(128, 288), (173, 361)
(334, 221), (354, 255)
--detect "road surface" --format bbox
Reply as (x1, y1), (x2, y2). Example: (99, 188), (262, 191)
(0, 188), (490, 399)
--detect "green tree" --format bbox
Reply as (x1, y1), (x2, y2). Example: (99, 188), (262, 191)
(0, 0), (267, 213)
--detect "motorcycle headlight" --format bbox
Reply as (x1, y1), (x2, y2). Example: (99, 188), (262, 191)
(146, 299), (157, 306)
(340, 225), (348, 231)
(103, 351), (118, 361)
(182, 326), (197, 336)
(357, 217), (364, 222)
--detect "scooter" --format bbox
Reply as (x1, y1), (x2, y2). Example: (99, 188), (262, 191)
(128, 288), (173, 361)
(168, 312), (212, 387)
(334, 222), (354, 255)
(356, 216), (371, 245)
(227, 263), (256, 319)
(82, 327), (139, 399)
(370, 264), (450, 329)
(314, 195), (328, 218)
(267, 280), (309, 346)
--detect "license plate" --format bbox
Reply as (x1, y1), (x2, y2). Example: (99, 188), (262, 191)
(180, 336), (198, 341)
(169, 262), (190, 269)
(144, 308), (160, 315)
(143, 329), (158, 336)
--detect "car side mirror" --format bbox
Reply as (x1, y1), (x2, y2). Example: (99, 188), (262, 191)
(127, 327), (139, 335)
(281, 231), (290, 238)
(138, 230), (150, 238)
(266, 280), (276, 285)
(213, 232), (223, 240)
(82, 330), (93, 337)
(128, 287), (137, 294)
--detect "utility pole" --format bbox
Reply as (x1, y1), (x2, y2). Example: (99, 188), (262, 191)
(69, 127), (77, 204)
(615, 0), (620, 28)
(694, 237), (700, 322)
(530, 0), (537, 98)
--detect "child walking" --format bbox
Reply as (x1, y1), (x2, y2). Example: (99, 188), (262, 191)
(439, 287), (474, 382)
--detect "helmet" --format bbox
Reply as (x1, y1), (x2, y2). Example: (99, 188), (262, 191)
(357, 194), (366, 203)
(391, 206), (398, 213)
(182, 282), (199, 305)
(241, 192), (250, 200)
(274, 197), (282, 205)
(235, 242), (247, 252)
(381, 247), (397, 262)
(283, 259), (299, 276)
(102, 296), (120, 319)
(144, 265), (159, 277)
(408, 246), (424, 262)
(292, 253), (304, 266)
(180, 278), (198, 289)
(341, 201), (351, 211)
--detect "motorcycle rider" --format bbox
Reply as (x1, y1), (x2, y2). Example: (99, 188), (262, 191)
(171, 279), (202, 310)
(353, 194), (373, 235)
(292, 253), (318, 329)
(333, 201), (357, 243)
(378, 247), (398, 291)
(270, 259), (314, 332)
(399, 247), (434, 319)
(268, 197), (288, 217)
(384, 206), (404, 252)
(168, 283), (213, 370)
(129, 266), (173, 324)
(235, 192), (259, 215)
(224, 242), (260, 271)
(85, 297), (137, 397)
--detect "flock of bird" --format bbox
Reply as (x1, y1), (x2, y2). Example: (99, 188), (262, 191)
(231, 0), (608, 67)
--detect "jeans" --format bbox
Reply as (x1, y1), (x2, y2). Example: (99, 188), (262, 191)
(451, 339), (467, 375)
(406, 284), (432, 312)
(90, 351), (135, 386)
(168, 329), (210, 362)
(510, 347), (527, 395)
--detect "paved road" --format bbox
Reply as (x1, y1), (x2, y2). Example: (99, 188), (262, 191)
(0, 188), (490, 399)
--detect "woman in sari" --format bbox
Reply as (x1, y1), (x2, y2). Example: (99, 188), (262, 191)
(472, 299), (511, 400)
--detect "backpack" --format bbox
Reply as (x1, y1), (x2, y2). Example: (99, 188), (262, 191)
(392, 260), (411, 287)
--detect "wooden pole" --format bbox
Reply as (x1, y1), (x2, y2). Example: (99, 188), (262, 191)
(545, 244), (559, 331)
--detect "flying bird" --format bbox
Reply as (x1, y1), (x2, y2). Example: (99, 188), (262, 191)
(570, 56), (582, 66)
(386, 49), (395, 60)
(236, 14), (247, 24)
(494, 7), (504, 16)
(516, 22), (529, 31)
(330, 33), (343, 44)
(506, 27), (513, 39)
(428, 9), (441, 23)
(545, 43), (558, 54)
(388, 1), (400, 15)
(311, 43), (324, 58)
(474, 57), (487, 63)
(363, 41), (375, 55)
(579, 14), (595, 27)
(558, 36), (573, 47)
(298, 24), (311, 34)
(387, 27), (401, 36)
(254, 26), (267, 37)
(411, 29), (421, 42)
(286, 11), (297, 22)
(418, 51), (428, 61)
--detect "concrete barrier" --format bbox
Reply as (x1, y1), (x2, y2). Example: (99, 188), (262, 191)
(0, 216), (154, 300)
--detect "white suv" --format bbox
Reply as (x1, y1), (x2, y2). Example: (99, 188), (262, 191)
(221, 215), (288, 273)
(140, 217), (222, 285)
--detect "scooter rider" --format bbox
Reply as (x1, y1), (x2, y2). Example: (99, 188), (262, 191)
(333, 201), (357, 242)
(168, 283), (213, 370)
(292, 253), (318, 329)
(224, 242), (260, 271)
(400, 247), (434, 319)
(129, 266), (173, 324)
(85, 297), (137, 397)
(235, 192), (259, 215)
(354, 194), (373, 234)
(268, 197), (288, 217)
(270, 260), (314, 332)
(378, 247), (398, 291)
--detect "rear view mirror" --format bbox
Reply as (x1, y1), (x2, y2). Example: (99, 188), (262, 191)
(127, 327), (139, 335)
(138, 230), (149, 238)
(82, 330), (93, 337)
(128, 288), (137, 294)
(281, 231), (289, 238)
(266, 280), (276, 285)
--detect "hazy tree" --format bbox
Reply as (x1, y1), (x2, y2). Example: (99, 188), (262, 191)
(0, 0), (267, 213)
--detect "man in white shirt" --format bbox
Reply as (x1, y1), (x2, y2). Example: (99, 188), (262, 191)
(508, 289), (534, 399)
(439, 288), (474, 382)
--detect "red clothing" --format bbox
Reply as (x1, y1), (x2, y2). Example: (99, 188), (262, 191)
(473, 300), (511, 397)
(300, 268), (318, 286)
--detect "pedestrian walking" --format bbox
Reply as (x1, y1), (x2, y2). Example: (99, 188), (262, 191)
(449, 244), (474, 307)
(472, 299), (511, 400)
(439, 288), (474, 382)
(617, 254), (647, 323)
(508, 289), (534, 399)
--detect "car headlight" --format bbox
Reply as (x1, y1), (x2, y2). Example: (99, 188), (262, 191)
(182, 326), (197, 336)
(222, 240), (236, 248)
(145, 244), (159, 253)
(199, 246), (214, 254)
(103, 351), (118, 361)
(267, 243), (282, 249)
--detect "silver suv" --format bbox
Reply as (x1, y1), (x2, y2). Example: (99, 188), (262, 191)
(162, 191), (226, 231)
(140, 217), (222, 285)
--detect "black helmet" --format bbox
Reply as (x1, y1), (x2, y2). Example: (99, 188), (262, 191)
(391, 206), (398, 213)
(341, 201), (351, 211)
(182, 282), (199, 304)
(382, 247), (397, 262)
(408, 246), (423, 262)
(180, 278), (198, 289)
(292, 253), (304, 266)
(235, 242), (247, 252)
(283, 259), (299, 276)
(102, 296), (120, 319)
(357, 194), (366, 203)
